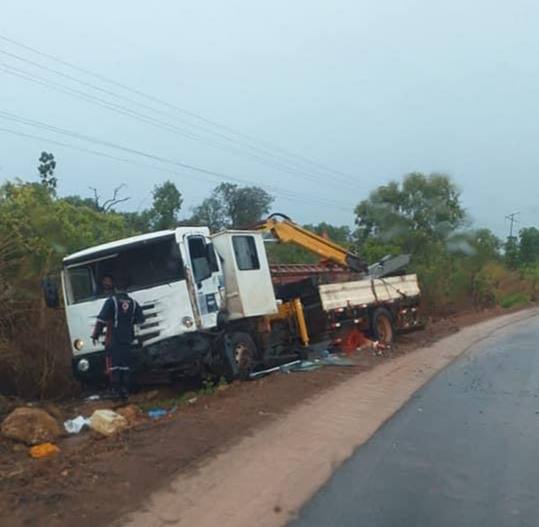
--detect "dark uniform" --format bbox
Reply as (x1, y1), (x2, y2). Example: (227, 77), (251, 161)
(92, 292), (145, 400)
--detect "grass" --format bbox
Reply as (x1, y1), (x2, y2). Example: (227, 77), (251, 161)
(499, 292), (530, 309)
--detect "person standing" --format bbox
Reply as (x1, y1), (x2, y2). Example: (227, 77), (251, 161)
(91, 278), (145, 400)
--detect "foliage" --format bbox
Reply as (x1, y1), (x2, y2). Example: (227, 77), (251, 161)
(190, 183), (274, 231)
(354, 172), (466, 255)
(0, 308), (77, 399)
(520, 264), (539, 301)
(518, 227), (539, 264)
(266, 242), (318, 264)
(118, 181), (183, 233)
(359, 238), (402, 265)
(122, 210), (153, 233)
(148, 180), (183, 230)
(304, 222), (352, 246)
(499, 292), (530, 309)
(504, 236), (520, 269)
(0, 180), (129, 288)
(266, 222), (353, 264)
(62, 194), (101, 211)
(352, 173), (515, 314)
(38, 151), (57, 194)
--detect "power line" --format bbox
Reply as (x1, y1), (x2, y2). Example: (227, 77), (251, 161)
(0, 33), (361, 188)
(0, 123), (349, 211)
(0, 61), (357, 190)
(0, 32), (355, 182)
(0, 114), (355, 210)
(1, 63), (316, 179)
(0, 47), (347, 185)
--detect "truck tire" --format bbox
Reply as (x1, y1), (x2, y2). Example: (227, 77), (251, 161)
(370, 307), (394, 345)
(229, 331), (257, 381)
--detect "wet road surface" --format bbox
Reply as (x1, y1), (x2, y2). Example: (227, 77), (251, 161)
(292, 318), (539, 527)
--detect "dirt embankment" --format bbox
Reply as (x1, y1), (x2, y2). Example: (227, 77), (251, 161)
(0, 306), (530, 527)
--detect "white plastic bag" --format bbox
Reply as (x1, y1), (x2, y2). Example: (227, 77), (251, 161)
(64, 415), (90, 434)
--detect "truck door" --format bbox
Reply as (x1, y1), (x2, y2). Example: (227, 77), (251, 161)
(185, 234), (222, 329)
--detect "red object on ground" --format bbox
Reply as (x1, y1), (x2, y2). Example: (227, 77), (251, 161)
(340, 328), (370, 355)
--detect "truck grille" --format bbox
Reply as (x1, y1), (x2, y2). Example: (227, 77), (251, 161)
(137, 302), (164, 346)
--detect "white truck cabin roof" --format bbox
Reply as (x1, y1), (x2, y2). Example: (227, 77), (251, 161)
(63, 227), (210, 267)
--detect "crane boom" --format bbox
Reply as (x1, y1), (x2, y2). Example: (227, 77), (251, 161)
(255, 213), (367, 273)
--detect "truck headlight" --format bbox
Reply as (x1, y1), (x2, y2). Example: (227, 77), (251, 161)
(77, 358), (90, 372)
(182, 316), (194, 328)
(73, 338), (85, 351)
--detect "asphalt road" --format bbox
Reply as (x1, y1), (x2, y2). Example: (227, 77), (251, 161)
(291, 318), (539, 527)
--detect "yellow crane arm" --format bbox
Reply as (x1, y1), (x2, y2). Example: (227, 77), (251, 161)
(256, 213), (366, 273)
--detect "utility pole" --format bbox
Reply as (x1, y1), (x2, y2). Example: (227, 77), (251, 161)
(505, 212), (520, 238)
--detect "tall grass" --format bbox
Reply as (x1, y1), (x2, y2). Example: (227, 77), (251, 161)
(0, 235), (77, 399)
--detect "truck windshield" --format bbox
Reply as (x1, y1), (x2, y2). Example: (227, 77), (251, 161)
(66, 237), (185, 304)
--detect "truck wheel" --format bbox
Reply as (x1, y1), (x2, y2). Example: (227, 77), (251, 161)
(371, 308), (394, 345)
(229, 332), (257, 381)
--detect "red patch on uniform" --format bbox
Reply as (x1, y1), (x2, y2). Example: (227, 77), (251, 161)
(121, 301), (130, 312)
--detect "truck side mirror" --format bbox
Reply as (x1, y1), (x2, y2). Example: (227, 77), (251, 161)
(42, 276), (60, 308)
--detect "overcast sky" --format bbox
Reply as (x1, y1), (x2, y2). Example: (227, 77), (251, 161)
(1, 1), (538, 237)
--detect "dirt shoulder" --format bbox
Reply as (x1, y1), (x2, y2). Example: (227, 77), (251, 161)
(0, 306), (532, 527)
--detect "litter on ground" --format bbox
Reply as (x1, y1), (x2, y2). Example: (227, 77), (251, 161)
(249, 352), (355, 379)
(29, 442), (60, 459)
(147, 406), (178, 419)
(89, 409), (128, 436)
(249, 360), (301, 379)
(64, 416), (90, 434)
(147, 408), (168, 419)
(289, 360), (324, 372)
(319, 355), (355, 367)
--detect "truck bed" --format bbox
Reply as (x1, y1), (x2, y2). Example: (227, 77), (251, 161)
(318, 274), (420, 312)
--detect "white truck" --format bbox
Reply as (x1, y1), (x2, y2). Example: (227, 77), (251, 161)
(44, 216), (421, 385)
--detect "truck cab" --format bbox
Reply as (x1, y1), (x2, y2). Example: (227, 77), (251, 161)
(62, 228), (225, 381)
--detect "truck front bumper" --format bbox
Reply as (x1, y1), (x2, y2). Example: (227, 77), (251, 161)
(72, 351), (107, 384)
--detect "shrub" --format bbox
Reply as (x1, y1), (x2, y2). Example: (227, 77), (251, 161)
(499, 292), (530, 309)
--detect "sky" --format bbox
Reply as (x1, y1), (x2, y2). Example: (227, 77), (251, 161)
(1, 0), (538, 237)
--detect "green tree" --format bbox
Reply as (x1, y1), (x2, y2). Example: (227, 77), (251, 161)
(148, 180), (183, 230)
(304, 222), (352, 246)
(266, 222), (353, 264)
(360, 238), (402, 264)
(38, 152), (57, 194)
(0, 180), (128, 283)
(62, 195), (101, 211)
(122, 210), (153, 233)
(447, 229), (502, 307)
(188, 196), (226, 232)
(190, 183), (274, 231)
(519, 227), (539, 264)
(504, 236), (520, 269)
(471, 228), (502, 260)
(354, 172), (466, 253)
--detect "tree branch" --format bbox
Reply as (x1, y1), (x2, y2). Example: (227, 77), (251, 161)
(88, 184), (130, 212)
